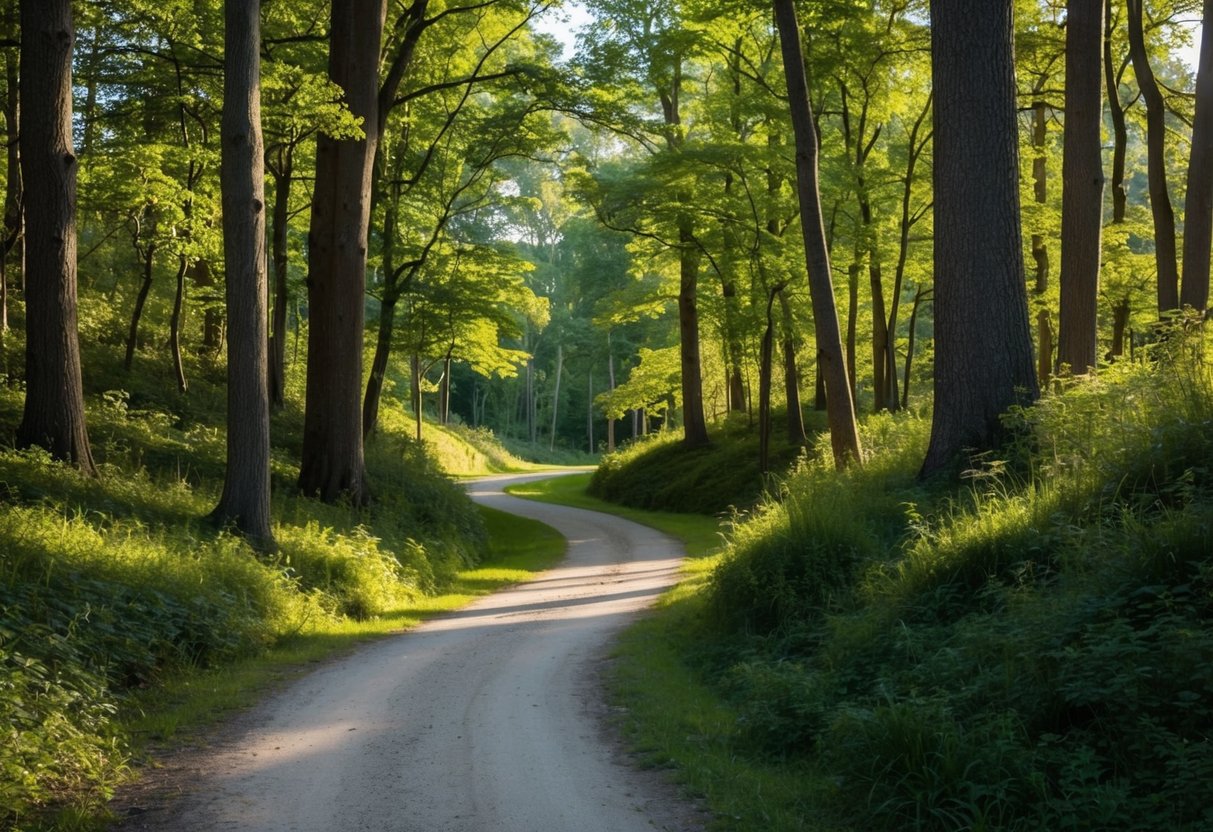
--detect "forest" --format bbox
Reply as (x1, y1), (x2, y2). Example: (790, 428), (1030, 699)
(2, 0), (1213, 828)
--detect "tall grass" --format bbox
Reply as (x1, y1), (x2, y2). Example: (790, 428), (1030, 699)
(0, 332), (489, 828)
(617, 336), (1213, 831)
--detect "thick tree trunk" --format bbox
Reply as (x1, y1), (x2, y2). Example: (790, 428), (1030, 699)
(1126, 0), (1180, 315)
(677, 220), (709, 447)
(776, 0), (861, 468)
(921, 0), (1039, 477)
(1181, 0), (1213, 314)
(298, 0), (387, 505)
(1057, 0), (1105, 374)
(16, 0), (95, 474)
(4, 30), (22, 302)
(211, 0), (273, 548)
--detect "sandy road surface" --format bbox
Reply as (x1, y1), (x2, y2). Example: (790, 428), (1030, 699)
(114, 472), (706, 832)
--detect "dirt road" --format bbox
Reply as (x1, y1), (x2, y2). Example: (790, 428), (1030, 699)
(114, 472), (705, 831)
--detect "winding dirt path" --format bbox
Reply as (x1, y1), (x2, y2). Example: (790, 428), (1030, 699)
(113, 472), (707, 831)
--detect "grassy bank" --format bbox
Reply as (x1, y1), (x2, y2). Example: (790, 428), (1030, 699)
(560, 341), (1213, 831)
(0, 331), (562, 831)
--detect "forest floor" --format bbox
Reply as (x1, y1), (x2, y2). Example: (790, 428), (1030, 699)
(107, 472), (710, 832)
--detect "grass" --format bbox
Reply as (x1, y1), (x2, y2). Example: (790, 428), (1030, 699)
(522, 339), (1213, 831)
(119, 503), (567, 749)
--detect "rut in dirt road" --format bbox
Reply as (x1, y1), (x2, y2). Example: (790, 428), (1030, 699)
(114, 472), (707, 832)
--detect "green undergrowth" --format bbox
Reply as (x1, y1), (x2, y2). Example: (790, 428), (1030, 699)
(589, 409), (825, 515)
(0, 330), (554, 831)
(583, 338), (1213, 831)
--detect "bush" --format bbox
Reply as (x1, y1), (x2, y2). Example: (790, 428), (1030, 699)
(691, 346), (1213, 830)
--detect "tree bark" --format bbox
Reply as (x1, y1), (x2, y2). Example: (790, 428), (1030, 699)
(921, 0), (1038, 477)
(267, 155), (292, 408)
(16, 0), (96, 474)
(298, 0), (387, 505)
(124, 214), (155, 371)
(211, 0), (273, 548)
(1181, 0), (1213, 314)
(170, 251), (188, 393)
(778, 289), (806, 444)
(1057, 0), (1105, 374)
(1031, 101), (1053, 386)
(1126, 0), (1180, 315)
(676, 220), (709, 447)
(774, 0), (862, 468)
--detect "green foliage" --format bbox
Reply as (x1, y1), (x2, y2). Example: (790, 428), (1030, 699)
(620, 340), (1213, 831)
(590, 411), (823, 515)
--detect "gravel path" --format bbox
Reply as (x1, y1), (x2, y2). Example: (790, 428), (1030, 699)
(112, 472), (707, 832)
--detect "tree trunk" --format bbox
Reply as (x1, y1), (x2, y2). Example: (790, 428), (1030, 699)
(1181, 0), (1213, 314)
(887, 92), (932, 412)
(4, 27), (22, 301)
(125, 222), (155, 371)
(549, 342), (563, 452)
(1031, 101), (1054, 386)
(1126, 0), (1180, 316)
(778, 289), (806, 443)
(845, 259), (859, 404)
(268, 157), (292, 408)
(1057, 0), (1105, 375)
(903, 287), (930, 409)
(774, 0), (862, 468)
(758, 288), (777, 473)
(921, 0), (1039, 477)
(607, 338), (616, 452)
(412, 353), (422, 441)
(440, 348), (452, 425)
(587, 367), (593, 453)
(677, 219), (709, 447)
(1105, 17), (1129, 226)
(298, 0), (387, 505)
(211, 0), (273, 548)
(1109, 295), (1131, 359)
(362, 297), (396, 440)
(170, 252), (188, 393)
(16, 0), (95, 474)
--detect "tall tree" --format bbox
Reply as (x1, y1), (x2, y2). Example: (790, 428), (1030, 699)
(920, 0), (1038, 476)
(1057, 0), (1105, 374)
(16, 0), (96, 475)
(1125, 0), (1179, 315)
(210, 0), (273, 548)
(1181, 0), (1213, 315)
(298, 0), (387, 504)
(772, 0), (861, 469)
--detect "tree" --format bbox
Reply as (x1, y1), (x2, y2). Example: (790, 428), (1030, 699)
(920, 0), (1038, 477)
(773, 0), (861, 469)
(1181, 0), (1213, 314)
(1126, 0), (1179, 316)
(580, 0), (711, 447)
(16, 0), (96, 475)
(298, 0), (387, 504)
(209, 0), (273, 548)
(1056, 0), (1105, 374)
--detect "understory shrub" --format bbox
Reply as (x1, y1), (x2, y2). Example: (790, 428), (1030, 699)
(695, 346), (1213, 829)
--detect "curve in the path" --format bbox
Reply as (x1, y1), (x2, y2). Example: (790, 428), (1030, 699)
(116, 472), (703, 832)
